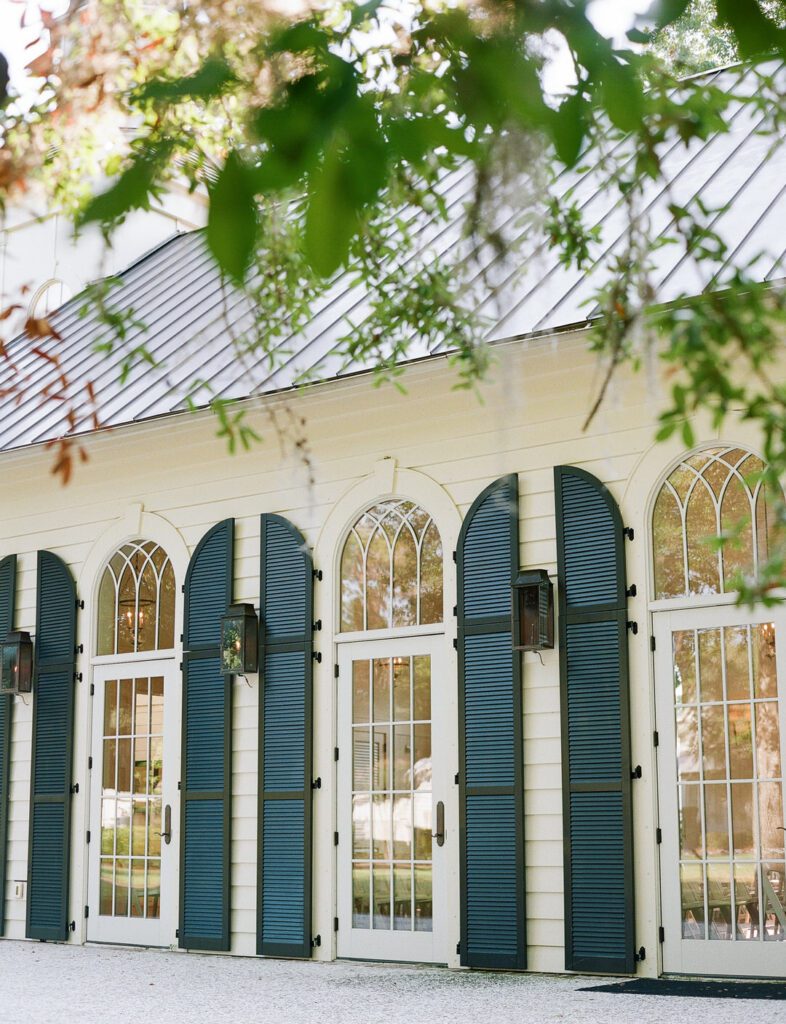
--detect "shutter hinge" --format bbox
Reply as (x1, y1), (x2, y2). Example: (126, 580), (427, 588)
(623, 527), (635, 541)
(76, 598), (85, 610)
(311, 778), (322, 790)
(626, 621), (638, 635)
(312, 568), (323, 581)
(333, 917), (339, 933)
(178, 781), (182, 791)
(74, 672), (83, 682)
(68, 920), (75, 932)
(76, 643), (84, 655)
(176, 929), (179, 939)
(312, 651), (322, 663)
(334, 747), (339, 762)
(313, 620), (322, 632)
(452, 638), (458, 650)
(84, 905), (89, 919)
(452, 550), (457, 563)
(454, 772), (459, 786)
(311, 935), (321, 948)
(334, 663), (339, 679)
(88, 756), (93, 770)
(631, 765), (642, 779)
(181, 584), (186, 594)
(333, 831), (339, 846)
(70, 782), (79, 794)
(626, 584), (637, 598)
(634, 946), (645, 962)
(653, 730), (659, 748)
(656, 827), (662, 844)
(90, 682), (95, 696)
(659, 926), (665, 944)
(456, 941), (461, 955)
(86, 830), (91, 845)
(452, 605), (457, 617)
(650, 635), (656, 652)
(179, 663), (183, 672)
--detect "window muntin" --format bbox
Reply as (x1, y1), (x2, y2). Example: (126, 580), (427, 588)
(97, 541), (176, 655)
(340, 501), (443, 632)
(653, 447), (778, 600)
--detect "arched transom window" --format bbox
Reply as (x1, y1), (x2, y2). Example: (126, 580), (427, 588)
(340, 501), (443, 631)
(97, 541), (176, 655)
(652, 446), (778, 600)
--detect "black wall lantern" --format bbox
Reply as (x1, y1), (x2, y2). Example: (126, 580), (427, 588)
(512, 571), (554, 652)
(0, 631), (34, 695)
(220, 603), (259, 676)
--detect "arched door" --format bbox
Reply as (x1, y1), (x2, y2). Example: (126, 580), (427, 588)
(652, 448), (786, 976)
(86, 541), (180, 946)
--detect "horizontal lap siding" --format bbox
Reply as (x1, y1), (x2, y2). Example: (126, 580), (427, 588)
(0, 334), (657, 964)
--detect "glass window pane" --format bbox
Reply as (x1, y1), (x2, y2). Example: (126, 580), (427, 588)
(353, 728), (371, 790)
(372, 864), (390, 930)
(676, 707), (700, 782)
(699, 629), (723, 703)
(150, 677), (164, 734)
(419, 521), (443, 624)
(148, 800), (162, 858)
(753, 623), (778, 699)
(134, 678), (150, 736)
(724, 626), (750, 702)
(681, 862), (705, 939)
(352, 794), (370, 858)
(393, 657), (410, 721)
(679, 784), (703, 860)
(653, 486), (685, 599)
(673, 631), (697, 705)
(728, 704), (753, 780)
(352, 661), (369, 724)
(102, 739), (116, 791)
(137, 560), (157, 652)
(117, 738), (132, 793)
(720, 475), (754, 588)
(392, 527), (417, 628)
(101, 798), (115, 855)
(133, 736), (147, 794)
(146, 862), (161, 920)
(103, 680), (118, 736)
(372, 660), (390, 723)
(352, 864), (370, 929)
(413, 656), (431, 721)
(97, 569), (117, 655)
(115, 798), (131, 855)
(149, 737), (163, 795)
(762, 863), (786, 940)
(756, 703), (782, 779)
(414, 725), (432, 792)
(372, 795), (391, 860)
(735, 863), (758, 940)
(760, 782), (786, 859)
(114, 858), (129, 917)
(393, 865), (412, 931)
(366, 530), (391, 630)
(99, 860), (114, 916)
(130, 860), (145, 918)
(707, 863), (733, 939)
(704, 784), (729, 857)
(414, 865), (433, 932)
(372, 726), (389, 791)
(686, 482), (721, 596)
(340, 533), (364, 632)
(413, 792), (432, 860)
(158, 560), (176, 650)
(731, 782), (754, 857)
(701, 705), (726, 781)
(118, 679), (133, 734)
(393, 795), (412, 860)
(117, 563), (136, 654)
(131, 800), (146, 856)
(393, 725), (410, 790)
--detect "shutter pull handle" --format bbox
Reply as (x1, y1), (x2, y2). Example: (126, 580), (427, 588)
(432, 801), (445, 847)
(157, 804), (172, 845)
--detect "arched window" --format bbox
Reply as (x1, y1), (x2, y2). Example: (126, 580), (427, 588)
(96, 541), (176, 655)
(652, 446), (778, 600)
(340, 500), (443, 631)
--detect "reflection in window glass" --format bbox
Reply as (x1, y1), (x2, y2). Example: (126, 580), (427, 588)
(96, 541), (176, 655)
(340, 501), (443, 631)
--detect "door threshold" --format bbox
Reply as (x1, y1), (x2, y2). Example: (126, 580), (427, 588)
(337, 956), (448, 968)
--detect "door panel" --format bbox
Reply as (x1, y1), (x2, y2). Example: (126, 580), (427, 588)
(88, 661), (179, 945)
(337, 636), (453, 963)
(656, 607), (786, 976)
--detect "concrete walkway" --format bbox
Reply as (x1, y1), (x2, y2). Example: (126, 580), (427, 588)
(0, 941), (779, 1024)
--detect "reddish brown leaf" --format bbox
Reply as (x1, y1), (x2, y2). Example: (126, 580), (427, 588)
(0, 304), (22, 321)
(25, 317), (62, 340)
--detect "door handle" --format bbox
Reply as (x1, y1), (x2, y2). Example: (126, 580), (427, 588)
(158, 804), (172, 845)
(432, 800), (445, 847)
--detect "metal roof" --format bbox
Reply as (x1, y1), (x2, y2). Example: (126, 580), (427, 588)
(2, 61), (785, 454)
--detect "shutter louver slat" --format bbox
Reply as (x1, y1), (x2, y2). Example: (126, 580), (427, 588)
(554, 466), (635, 975)
(257, 514), (313, 959)
(27, 552), (77, 941)
(0, 555), (16, 937)
(457, 474), (526, 970)
(180, 519), (233, 952)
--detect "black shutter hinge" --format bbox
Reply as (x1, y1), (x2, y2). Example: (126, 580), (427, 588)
(86, 830), (91, 844)
(454, 772), (459, 786)
(333, 831), (339, 846)
(176, 929), (179, 939)
(75, 672), (83, 683)
(84, 905), (89, 919)
(656, 827), (662, 844)
(311, 935), (321, 948)
(181, 584), (186, 594)
(75, 643), (84, 655)
(452, 605), (457, 617)
(634, 946), (645, 963)
(76, 598), (85, 610)
(623, 527), (635, 541)
(178, 781), (182, 791)
(313, 568), (323, 581)
(659, 926), (665, 944)
(68, 920), (75, 932)
(312, 620), (322, 632)
(653, 730), (659, 747)
(452, 638), (458, 650)
(627, 621), (638, 635)
(312, 651), (322, 663)
(70, 782), (79, 794)
(334, 747), (339, 762)
(631, 765), (642, 780)
(88, 756), (93, 770)
(179, 662), (183, 672)
(90, 682), (95, 696)
(626, 584), (637, 598)
(334, 917), (339, 932)
(452, 551), (457, 563)
(334, 664), (339, 679)
(311, 778), (322, 790)
(456, 941), (461, 955)
(650, 635), (656, 652)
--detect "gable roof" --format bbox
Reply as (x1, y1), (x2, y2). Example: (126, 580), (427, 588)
(1, 61), (785, 454)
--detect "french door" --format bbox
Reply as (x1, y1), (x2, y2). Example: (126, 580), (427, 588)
(655, 605), (786, 976)
(337, 635), (455, 963)
(87, 659), (180, 946)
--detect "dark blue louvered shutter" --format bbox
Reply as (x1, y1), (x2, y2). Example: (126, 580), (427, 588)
(257, 514), (313, 958)
(180, 519), (234, 951)
(457, 474), (526, 970)
(553, 466), (635, 974)
(27, 552), (77, 941)
(0, 555), (17, 936)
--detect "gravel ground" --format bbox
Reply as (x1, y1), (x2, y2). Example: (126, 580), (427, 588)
(0, 942), (780, 1024)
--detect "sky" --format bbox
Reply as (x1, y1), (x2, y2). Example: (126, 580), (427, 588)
(0, 0), (656, 101)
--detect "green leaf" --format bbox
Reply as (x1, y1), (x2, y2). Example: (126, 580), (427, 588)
(207, 151), (258, 284)
(133, 58), (236, 105)
(716, 0), (786, 58)
(305, 142), (358, 277)
(649, 0), (692, 29)
(599, 60), (643, 134)
(78, 143), (173, 228)
(551, 93), (586, 167)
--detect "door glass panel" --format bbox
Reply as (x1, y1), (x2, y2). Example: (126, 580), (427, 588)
(98, 676), (164, 919)
(671, 623), (786, 944)
(350, 654), (433, 933)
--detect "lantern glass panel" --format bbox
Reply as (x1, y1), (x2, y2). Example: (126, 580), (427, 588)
(1, 642), (17, 694)
(221, 615), (244, 674)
